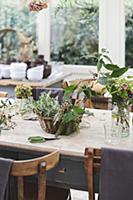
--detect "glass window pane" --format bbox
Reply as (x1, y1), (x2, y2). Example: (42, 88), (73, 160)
(0, 0), (36, 62)
(125, 0), (133, 67)
(50, 0), (99, 65)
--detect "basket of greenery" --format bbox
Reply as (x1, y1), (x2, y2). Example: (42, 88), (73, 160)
(33, 93), (60, 134)
(33, 92), (85, 135)
(54, 101), (85, 136)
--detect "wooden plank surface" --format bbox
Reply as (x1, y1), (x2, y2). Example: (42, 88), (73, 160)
(0, 109), (132, 157)
(0, 73), (71, 88)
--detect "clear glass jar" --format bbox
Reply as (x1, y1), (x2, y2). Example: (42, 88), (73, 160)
(112, 103), (130, 137)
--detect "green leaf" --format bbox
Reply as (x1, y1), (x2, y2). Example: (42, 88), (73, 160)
(81, 86), (91, 98)
(111, 67), (129, 77)
(73, 106), (85, 114)
(97, 59), (104, 72)
(102, 54), (112, 63)
(64, 84), (77, 98)
(110, 85), (117, 94)
(91, 90), (97, 96)
(98, 77), (108, 85)
(81, 86), (96, 98)
(104, 64), (119, 71)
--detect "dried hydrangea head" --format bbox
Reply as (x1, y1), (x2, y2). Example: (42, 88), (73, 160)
(29, 0), (48, 12)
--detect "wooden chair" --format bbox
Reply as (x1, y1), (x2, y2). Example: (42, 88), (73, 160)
(84, 148), (101, 200)
(10, 150), (60, 200)
(0, 91), (8, 97)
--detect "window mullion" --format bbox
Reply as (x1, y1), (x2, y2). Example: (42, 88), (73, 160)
(37, 7), (50, 61)
(99, 0), (125, 66)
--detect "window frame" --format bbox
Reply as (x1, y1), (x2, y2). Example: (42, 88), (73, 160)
(37, 0), (125, 68)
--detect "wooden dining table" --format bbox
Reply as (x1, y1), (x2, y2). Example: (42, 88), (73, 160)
(0, 109), (132, 192)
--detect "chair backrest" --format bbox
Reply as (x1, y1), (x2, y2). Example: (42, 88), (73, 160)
(0, 91), (8, 97)
(10, 150), (60, 200)
(84, 148), (101, 200)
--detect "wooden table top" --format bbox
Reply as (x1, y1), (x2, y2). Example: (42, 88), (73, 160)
(0, 109), (132, 157)
(0, 72), (71, 88)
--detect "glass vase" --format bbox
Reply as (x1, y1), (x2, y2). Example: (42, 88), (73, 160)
(112, 104), (130, 138)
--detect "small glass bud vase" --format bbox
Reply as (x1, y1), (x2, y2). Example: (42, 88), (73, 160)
(112, 104), (130, 138)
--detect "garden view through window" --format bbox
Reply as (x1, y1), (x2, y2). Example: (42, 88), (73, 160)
(50, 0), (99, 65)
(125, 0), (133, 68)
(0, 0), (36, 63)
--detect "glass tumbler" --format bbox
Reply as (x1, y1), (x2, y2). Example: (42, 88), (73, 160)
(104, 123), (121, 145)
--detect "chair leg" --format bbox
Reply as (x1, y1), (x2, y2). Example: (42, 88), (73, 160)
(85, 148), (95, 200)
(38, 162), (46, 200)
(17, 176), (24, 200)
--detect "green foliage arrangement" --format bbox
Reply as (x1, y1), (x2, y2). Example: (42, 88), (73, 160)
(54, 101), (85, 136)
(95, 49), (132, 105)
(33, 93), (60, 119)
(96, 49), (133, 135)
(33, 92), (85, 135)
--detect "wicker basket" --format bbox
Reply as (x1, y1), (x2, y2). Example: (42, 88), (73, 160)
(38, 116), (80, 135)
(38, 116), (59, 134)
